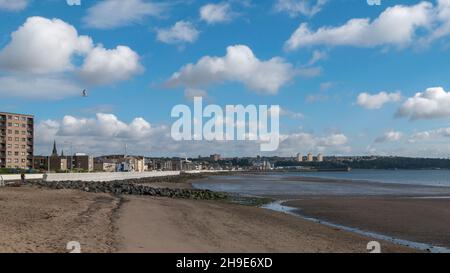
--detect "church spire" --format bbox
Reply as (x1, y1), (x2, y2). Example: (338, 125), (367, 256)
(52, 140), (58, 157)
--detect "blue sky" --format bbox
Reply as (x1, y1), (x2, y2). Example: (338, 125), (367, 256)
(1, 0), (450, 157)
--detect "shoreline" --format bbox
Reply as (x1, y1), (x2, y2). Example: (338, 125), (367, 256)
(263, 199), (450, 253)
(190, 173), (450, 252)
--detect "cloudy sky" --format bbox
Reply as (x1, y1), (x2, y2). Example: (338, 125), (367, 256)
(1, 0), (450, 158)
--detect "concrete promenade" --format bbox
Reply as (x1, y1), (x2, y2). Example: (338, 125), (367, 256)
(0, 170), (229, 183)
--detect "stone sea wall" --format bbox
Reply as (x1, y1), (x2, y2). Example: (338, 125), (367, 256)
(25, 179), (228, 200)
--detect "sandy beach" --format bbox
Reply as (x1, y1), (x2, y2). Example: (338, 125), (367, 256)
(0, 187), (119, 253)
(0, 186), (413, 253)
(114, 195), (413, 253)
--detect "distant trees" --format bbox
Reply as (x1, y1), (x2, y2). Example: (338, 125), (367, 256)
(274, 157), (450, 170)
(343, 157), (450, 170)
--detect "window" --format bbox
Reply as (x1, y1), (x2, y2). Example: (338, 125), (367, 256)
(8, 130), (12, 134)
(8, 123), (12, 126)
(15, 138), (19, 141)
(21, 145), (25, 149)
(14, 152), (19, 156)
(21, 138), (25, 142)
(15, 130), (19, 134)
(7, 151), (11, 155)
(14, 116), (19, 120)
(8, 137), (12, 141)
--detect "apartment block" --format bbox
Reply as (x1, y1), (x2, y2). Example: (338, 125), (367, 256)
(0, 112), (34, 169)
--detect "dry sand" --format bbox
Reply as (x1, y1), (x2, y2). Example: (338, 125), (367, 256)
(114, 195), (413, 253)
(0, 187), (119, 253)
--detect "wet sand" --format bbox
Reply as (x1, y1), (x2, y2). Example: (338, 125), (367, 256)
(284, 197), (450, 249)
(192, 174), (450, 251)
(114, 195), (414, 253)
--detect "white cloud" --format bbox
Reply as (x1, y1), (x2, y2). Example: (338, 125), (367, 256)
(307, 50), (327, 66)
(409, 127), (450, 142)
(274, 0), (327, 17)
(279, 108), (304, 120)
(0, 16), (143, 98)
(357, 91), (401, 110)
(278, 132), (349, 155)
(317, 133), (348, 147)
(35, 113), (169, 155)
(285, 2), (433, 50)
(397, 87), (450, 120)
(156, 21), (200, 45)
(58, 114), (156, 139)
(166, 45), (296, 95)
(430, 0), (450, 40)
(184, 88), (208, 101)
(0, 76), (81, 99)
(200, 2), (234, 24)
(83, 0), (166, 29)
(320, 82), (334, 91)
(79, 45), (143, 85)
(35, 113), (351, 157)
(0, 17), (93, 74)
(0, 0), (28, 11)
(375, 130), (403, 143)
(297, 66), (322, 78)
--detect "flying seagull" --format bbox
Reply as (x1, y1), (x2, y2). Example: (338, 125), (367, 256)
(82, 89), (88, 97)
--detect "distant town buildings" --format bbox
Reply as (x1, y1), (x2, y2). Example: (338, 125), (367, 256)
(252, 159), (274, 171)
(317, 153), (324, 162)
(294, 153), (326, 163)
(0, 112), (34, 170)
(210, 154), (221, 162)
(33, 141), (93, 172)
(95, 155), (145, 172)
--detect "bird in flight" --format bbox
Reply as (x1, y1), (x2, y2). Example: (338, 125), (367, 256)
(82, 89), (88, 97)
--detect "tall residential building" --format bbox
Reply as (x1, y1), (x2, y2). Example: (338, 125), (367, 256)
(0, 112), (34, 169)
(210, 154), (221, 162)
(317, 153), (324, 162)
(307, 153), (314, 162)
(296, 153), (303, 162)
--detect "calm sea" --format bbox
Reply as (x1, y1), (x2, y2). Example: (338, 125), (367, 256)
(192, 170), (450, 197)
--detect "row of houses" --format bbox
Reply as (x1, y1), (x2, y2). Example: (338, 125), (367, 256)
(32, 141), (216, 173)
